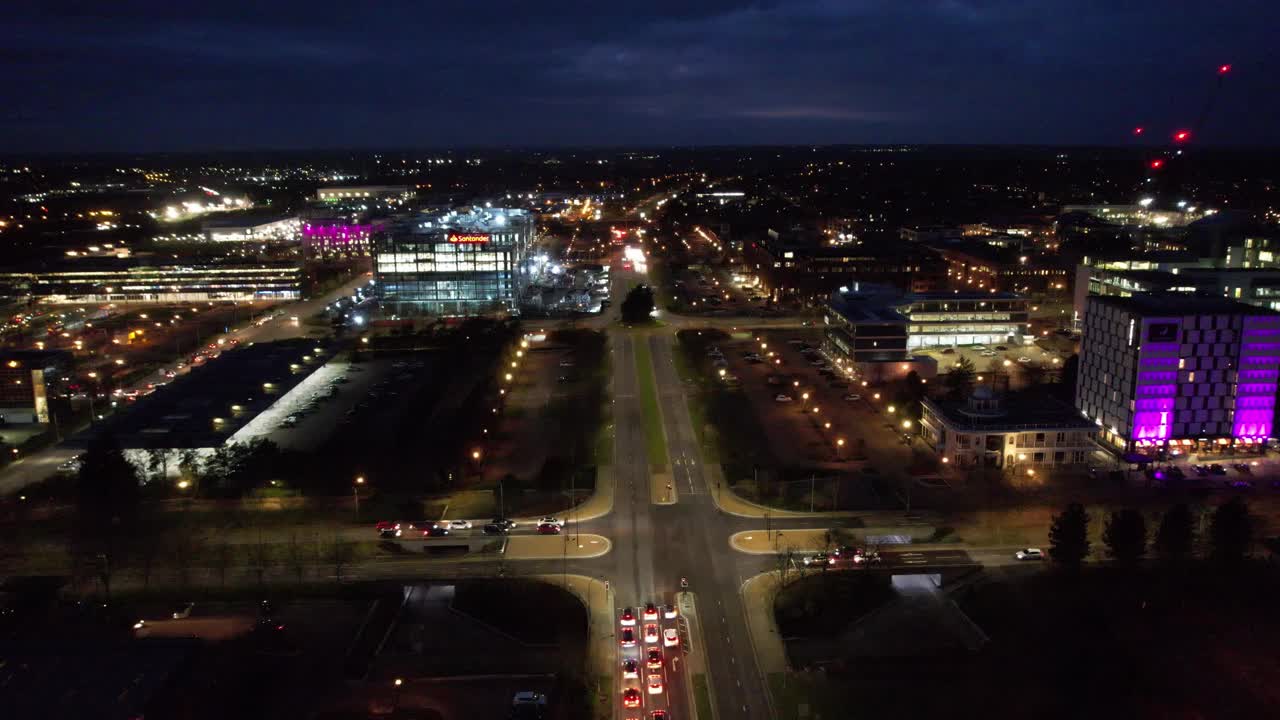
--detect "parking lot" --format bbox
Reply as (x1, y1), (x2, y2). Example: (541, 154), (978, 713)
(913, 341), (1069, 391)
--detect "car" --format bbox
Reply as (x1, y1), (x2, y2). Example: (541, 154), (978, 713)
(774, 394), (793, 403)
(855, 549), (882, 564)
(1015, 548), (1044, 561)
(644, 623), (659, 644)
(995, 346), (1008, 351)
(663, 604), (678, 619)
(425, 526), (451, 537)
(1017, 356), (1031, 363)
(663, 628), (679, 647)
(646, 647), (663, 669)
(647, 675), (664, 695)
(981, 350), (997, 357)
(620, 607), (637, 626)
(171, 602), (194, 619)
(843, 394), (862, 401)
(803, 553), (834, 566)
(622, 688), (642, 708)
(537, 522), (562, 535)
(482, 523), (510, 535)
(1192, 465), (1210, 477)
(512, 691), (548, 715)
(650, 712), (668, 720)
(490, 518), (518, 530)
(1208, 464), (1228, 476)
(539, 516), (565, 527)
(1233, 463), (1253, 475)
(559, 359), (575, 367)
(622, 659), (639, 679)
(281, 416), (298, 427)
(643, 602), (658, 621)
(621, 628), (636, 647)
(441, 519), (472, 530)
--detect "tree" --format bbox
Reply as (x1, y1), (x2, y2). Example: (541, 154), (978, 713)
(212, 541), (235, 587)
(285, 532), (310, 584)
(1101, 508), (1147, 564)
(1154, 503), (1195, 561)
(1048, 503), (1091, 569)
(72, 433), (142, 599)
(944, 356), (976, 399)
(246, 531), (275, 589)
(620, 285), (656, 324)
(1210, 497), (1253, 565)
(324, 536), (357, 584)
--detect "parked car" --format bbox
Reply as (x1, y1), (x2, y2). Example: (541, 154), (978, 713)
(774, 394), (793, 403)
(1015, 548), (1044, 561)
(171, 602), (195, 619)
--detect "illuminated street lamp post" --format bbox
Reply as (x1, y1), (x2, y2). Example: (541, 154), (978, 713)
(353, 475), (366, 519)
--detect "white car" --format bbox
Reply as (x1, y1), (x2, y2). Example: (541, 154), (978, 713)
(774, 394), (793, 403)
(644, 623), (660, 644)
(843, 394), (861, 401)
(1015, 548), (1044, 561)
(663, 605), (678, 620)
(1018, 357), (1032, 363)
(538, 516), (565, 527)
(647, 674), (664, 695)
(663, 628), (679, 647)
(442, 520), (472, 530)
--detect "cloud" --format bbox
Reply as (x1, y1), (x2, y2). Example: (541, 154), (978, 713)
(736, 106), (903, 122)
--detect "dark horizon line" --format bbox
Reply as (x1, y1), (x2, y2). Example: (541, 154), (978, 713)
(5, 140), (1280, 161)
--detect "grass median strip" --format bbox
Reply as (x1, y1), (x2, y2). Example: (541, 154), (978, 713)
(692, 673), (715, 720)
(634, 339), (668, 468)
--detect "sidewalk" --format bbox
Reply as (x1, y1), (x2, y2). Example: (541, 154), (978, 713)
(729, 526), (939, 555)
(739, 571), (789, 676)
(533, 573), (615, 720)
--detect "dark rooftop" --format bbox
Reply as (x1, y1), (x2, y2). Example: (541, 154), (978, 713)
(924, 387), (1094, 433)
(1088, 293), (1280, 317)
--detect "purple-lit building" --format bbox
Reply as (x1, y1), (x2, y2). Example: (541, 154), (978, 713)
(1077, 294), (1280, 458)
(300, 219), (384, 256)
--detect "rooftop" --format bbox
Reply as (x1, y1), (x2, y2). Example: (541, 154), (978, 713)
(1088, 293), (1280, 317)
(412, 207), (531, 234)
(924, 388), (1095, 433)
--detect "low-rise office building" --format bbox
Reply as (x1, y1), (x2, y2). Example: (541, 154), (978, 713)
(744, 229), (942, 302)
(316, 185), (412, 202)
(201, 213), (298, 242)
(921, 386), (1096, 469)
(0, 258), (303, 303)
(825, 283), (1031, 353)
(1076, 294), (1280, 457)
(0, 350), (69, 424)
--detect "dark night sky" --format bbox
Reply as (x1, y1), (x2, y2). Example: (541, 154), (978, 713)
(4, 1), (1279, 152)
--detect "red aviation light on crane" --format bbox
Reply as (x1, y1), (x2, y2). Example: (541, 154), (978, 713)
(1173, 130), (1191, 143)
(1133, 126), (1145, 136)
(1218, 64), (1232, 75)
(1149, 159), (1165, 170)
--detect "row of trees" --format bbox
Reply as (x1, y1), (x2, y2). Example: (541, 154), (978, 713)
(1048, 497), (1254, 568)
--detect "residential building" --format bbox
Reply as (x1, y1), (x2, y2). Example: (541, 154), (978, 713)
(920, 386), (1096, 469)
(0, 350), (69, 424)
(1075, 294), (1280, 457)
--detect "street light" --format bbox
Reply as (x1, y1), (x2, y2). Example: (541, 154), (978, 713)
(353, 476), (366, 518)
(902, 419), (912, 429)
(471, 450), (482, 461)
(504, 373), (513, 382)
(887, 405), (896, 414)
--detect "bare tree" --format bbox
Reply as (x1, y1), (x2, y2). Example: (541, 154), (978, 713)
(324, 536), (357, 584)
(168, 532), (200, 589)
(284, 532), (309, 584)
(245, 531), (276, 589)
(211, 541), (235, 588)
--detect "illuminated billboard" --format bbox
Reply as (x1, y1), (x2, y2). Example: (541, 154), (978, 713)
(447, 232), (490, 245)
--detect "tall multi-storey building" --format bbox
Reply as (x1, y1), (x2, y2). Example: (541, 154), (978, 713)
(1076, 294), (1280, 457)
(373, 207), (534, 317)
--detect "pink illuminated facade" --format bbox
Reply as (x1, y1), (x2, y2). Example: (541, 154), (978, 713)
(301, 219), (383, 256)
(1077, 295), (1280, 457)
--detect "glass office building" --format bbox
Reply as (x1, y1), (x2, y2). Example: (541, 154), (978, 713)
(374, 208), (534, 317)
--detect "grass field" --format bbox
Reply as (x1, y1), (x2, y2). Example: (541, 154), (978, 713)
(633, 339), (669, 468)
